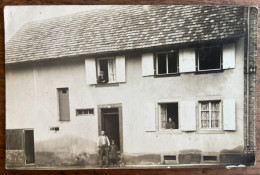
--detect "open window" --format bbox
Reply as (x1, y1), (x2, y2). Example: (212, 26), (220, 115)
(97, 58), (116, 83)
(197, 46), (222, 71)
(199, 101), (221, 130)
(159, 103), (179, 130)
(156, 51), (178, 75)
(85, 56), (125, 85)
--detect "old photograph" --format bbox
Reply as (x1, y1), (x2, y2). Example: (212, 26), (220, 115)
(4, 5), (257, 169)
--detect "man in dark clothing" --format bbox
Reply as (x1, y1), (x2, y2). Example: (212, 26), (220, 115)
(166, 117), (176, 129)
(98, 71), (107, 83)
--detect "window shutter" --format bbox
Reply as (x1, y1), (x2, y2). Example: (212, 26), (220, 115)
(180, 101), (196, 131)
(142, 53), (154, 76)
(116, 55), (126, 82)
(223, 43), (235, 69)
(85, 58), (97, 84)
(144, 103), (156, 132)
(223, 99), (236, 130)
(179, 48), (196, 73)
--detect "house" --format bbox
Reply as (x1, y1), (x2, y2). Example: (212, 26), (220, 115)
(5, 5), (257, 167)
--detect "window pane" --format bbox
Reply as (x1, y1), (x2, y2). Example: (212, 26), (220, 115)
(201, 111), (209, 128)
(201, 103), (209, 111)
(158, 53), (167, 74)
(108, 59), (115, 82)
(211, 111), (219, 128)
(168, 52), (178, 73)
(99, 59), (109, 83)
(161, 104), (167, 129)
(199, 47), (221, 70)
(211, 102), (219, 111)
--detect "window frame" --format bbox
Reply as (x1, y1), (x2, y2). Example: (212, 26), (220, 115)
(197, 45), (223, 72)
(76, 108), (94, 116)
(96, 57), (117, 84)
(198, 100), (222, 131)
(57, 87), (70, 122)
(158, 102), (180, 131)
(156, 50), (179, 75)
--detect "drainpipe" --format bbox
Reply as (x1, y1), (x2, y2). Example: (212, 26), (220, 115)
(246, 7), (250, 147)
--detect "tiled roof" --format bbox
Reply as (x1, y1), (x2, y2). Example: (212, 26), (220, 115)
(5, 5), (246, 64)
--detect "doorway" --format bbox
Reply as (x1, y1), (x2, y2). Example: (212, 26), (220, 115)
(24, 130), (35, 164)
(98, 104), (123, 152)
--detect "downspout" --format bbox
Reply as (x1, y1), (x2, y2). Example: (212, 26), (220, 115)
(246, 7), (250, 147)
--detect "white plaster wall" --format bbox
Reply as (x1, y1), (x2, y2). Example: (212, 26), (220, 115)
(6, 38), (244, 155)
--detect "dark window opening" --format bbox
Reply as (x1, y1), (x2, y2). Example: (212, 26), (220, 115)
(98, 58), (116, 83)
(62, 89), (67, 93)
(203, 156), (217, 161)
(198, 46), (221, 71)
(168, 52), (178, 73)
(76, 108), (94, 116)
(157, 51), (178, 75)
(160, 103), (178, 129)
(158, 53), (167, 74)
(164, 155), (176, 160)
(50, 127), (59, 131)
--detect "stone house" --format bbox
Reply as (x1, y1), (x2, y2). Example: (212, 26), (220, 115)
(5, 5), (257, 167)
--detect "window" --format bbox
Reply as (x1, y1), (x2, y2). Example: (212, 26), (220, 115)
(156, 51), (178, 75)
(198, 46), (221, 71)
(203, 156), (217, 162)
(97, 58), (116, 83)
(199, 101), (221, 129)
(50, 127), (59, 131)
(76, 108), (94, 116)
(57, 88), (70, 121)
(159, 103), (179, 130)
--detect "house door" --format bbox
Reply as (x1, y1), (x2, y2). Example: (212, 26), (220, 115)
(101, 108), (120, 150)
(24, 130), (35, 164)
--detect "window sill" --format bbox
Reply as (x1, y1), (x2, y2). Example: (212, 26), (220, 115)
(154, 73), (180, 78)
(195, 69), (224, 75)
(197, 129), (225, 134)
(157, 129), (182, 134)
(58, 120), (70, 123)
(95, 83), (119, 87)
(76, 114), (94, 116)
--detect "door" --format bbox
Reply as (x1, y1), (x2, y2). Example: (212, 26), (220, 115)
(24, 130), (35, 164)
(101, 108), (120, 150)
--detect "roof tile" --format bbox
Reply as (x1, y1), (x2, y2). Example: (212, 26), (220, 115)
(6, 5), (246, 64)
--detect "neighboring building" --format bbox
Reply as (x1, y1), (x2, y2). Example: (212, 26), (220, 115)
(5, 5), (257, 167)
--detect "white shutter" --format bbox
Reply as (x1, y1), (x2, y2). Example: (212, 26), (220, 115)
(179, 48), (196, 73)
(116, 55), (125, 82)
(142, 53), (154, 76)
(85, 58), (97, 84)
(223, 43), (236, 69)
(144, 103), (156, 132)
(223, 99), (236, 130)
(180, 101), (196, 131)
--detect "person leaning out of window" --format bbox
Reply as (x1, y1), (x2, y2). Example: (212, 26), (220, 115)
(166, 117), (176, 129)
(98, 71), (107, 84)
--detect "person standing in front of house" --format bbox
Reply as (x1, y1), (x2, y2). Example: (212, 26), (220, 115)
(97, 130), (110, 167)
(109, 140), (118, 166)
(166, 117), (176, 129)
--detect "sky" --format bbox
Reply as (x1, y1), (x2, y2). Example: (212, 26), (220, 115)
(4, 5), (109, 43)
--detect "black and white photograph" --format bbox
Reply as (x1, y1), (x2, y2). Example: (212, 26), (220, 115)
(4, 5), (257, 169)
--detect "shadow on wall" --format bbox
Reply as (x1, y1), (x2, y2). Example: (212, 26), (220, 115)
(35, 136), (98, 166)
